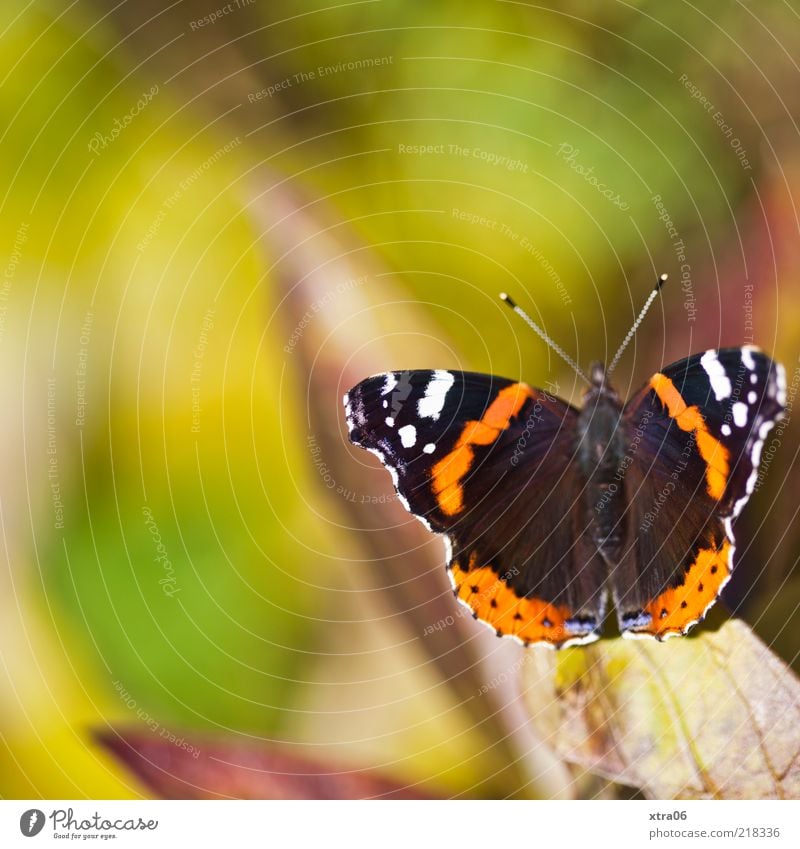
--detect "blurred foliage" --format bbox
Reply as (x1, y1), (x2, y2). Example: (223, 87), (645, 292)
(95, 729), (436, 799)
(1, 0), (799, 799)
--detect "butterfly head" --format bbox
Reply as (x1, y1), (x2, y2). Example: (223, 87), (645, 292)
(585, 361), (619, 404)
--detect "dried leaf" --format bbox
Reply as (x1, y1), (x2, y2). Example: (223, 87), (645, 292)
(523, 621), (800, 799)
(96, 729), (433, 800)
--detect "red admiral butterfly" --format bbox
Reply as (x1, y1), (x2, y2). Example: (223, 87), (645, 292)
(343, 277), (786, 648)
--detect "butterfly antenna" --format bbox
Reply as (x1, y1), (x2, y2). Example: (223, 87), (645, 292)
(500, 293), (590, 384)
(606, 273), (668, 376)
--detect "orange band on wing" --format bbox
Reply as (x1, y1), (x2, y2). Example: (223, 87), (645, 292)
(649, 373), (730, 500)
(431, 383), (530, 515)
(450, 560), (576, 647)
(633, 538), (732, 639)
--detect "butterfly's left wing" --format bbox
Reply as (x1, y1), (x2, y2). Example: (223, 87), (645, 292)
(344, 370), (608, 647)
(613, 346), (786, 640)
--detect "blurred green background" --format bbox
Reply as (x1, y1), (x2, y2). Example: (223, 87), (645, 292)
(1, 0), (798, 799)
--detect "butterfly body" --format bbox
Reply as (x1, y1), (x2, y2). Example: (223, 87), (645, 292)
(576, 365), (627, 559)
(344, 346), (786, 648)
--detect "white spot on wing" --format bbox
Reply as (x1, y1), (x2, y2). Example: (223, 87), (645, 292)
(560, 632), (601, 648)
(415, 513), (432, 531)
(732, 418), (777, 517)
(418, 370), (454, 420)
(721, 423), (731, 436)
(622, 630), (658, 642)
(776, 363), (787, 407)
(732, 402), (748, 427)
(423, 442), (436, 454)
(365, 446), (399, 489)
(700, 350), (731, 400)
(723, 514), (734, 544)
(347, 393), (368, 432)
(742, 346), (758, 371)
(443, 535), (453, 564)
(751, 439), (764, 470)
(381, 373), (398, 395)
(385, 417), (395, 428)
(398, 424), (417, 448)
(748, 391), (757, 404)
(343, 394), (350, 424)
(758, 419), (774, 440)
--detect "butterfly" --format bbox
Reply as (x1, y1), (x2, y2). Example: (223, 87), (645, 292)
(343, 277), (786, 648)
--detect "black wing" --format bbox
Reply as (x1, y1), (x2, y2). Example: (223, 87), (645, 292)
(613, 346), (785, 639)
(345, 370), (607, 647)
